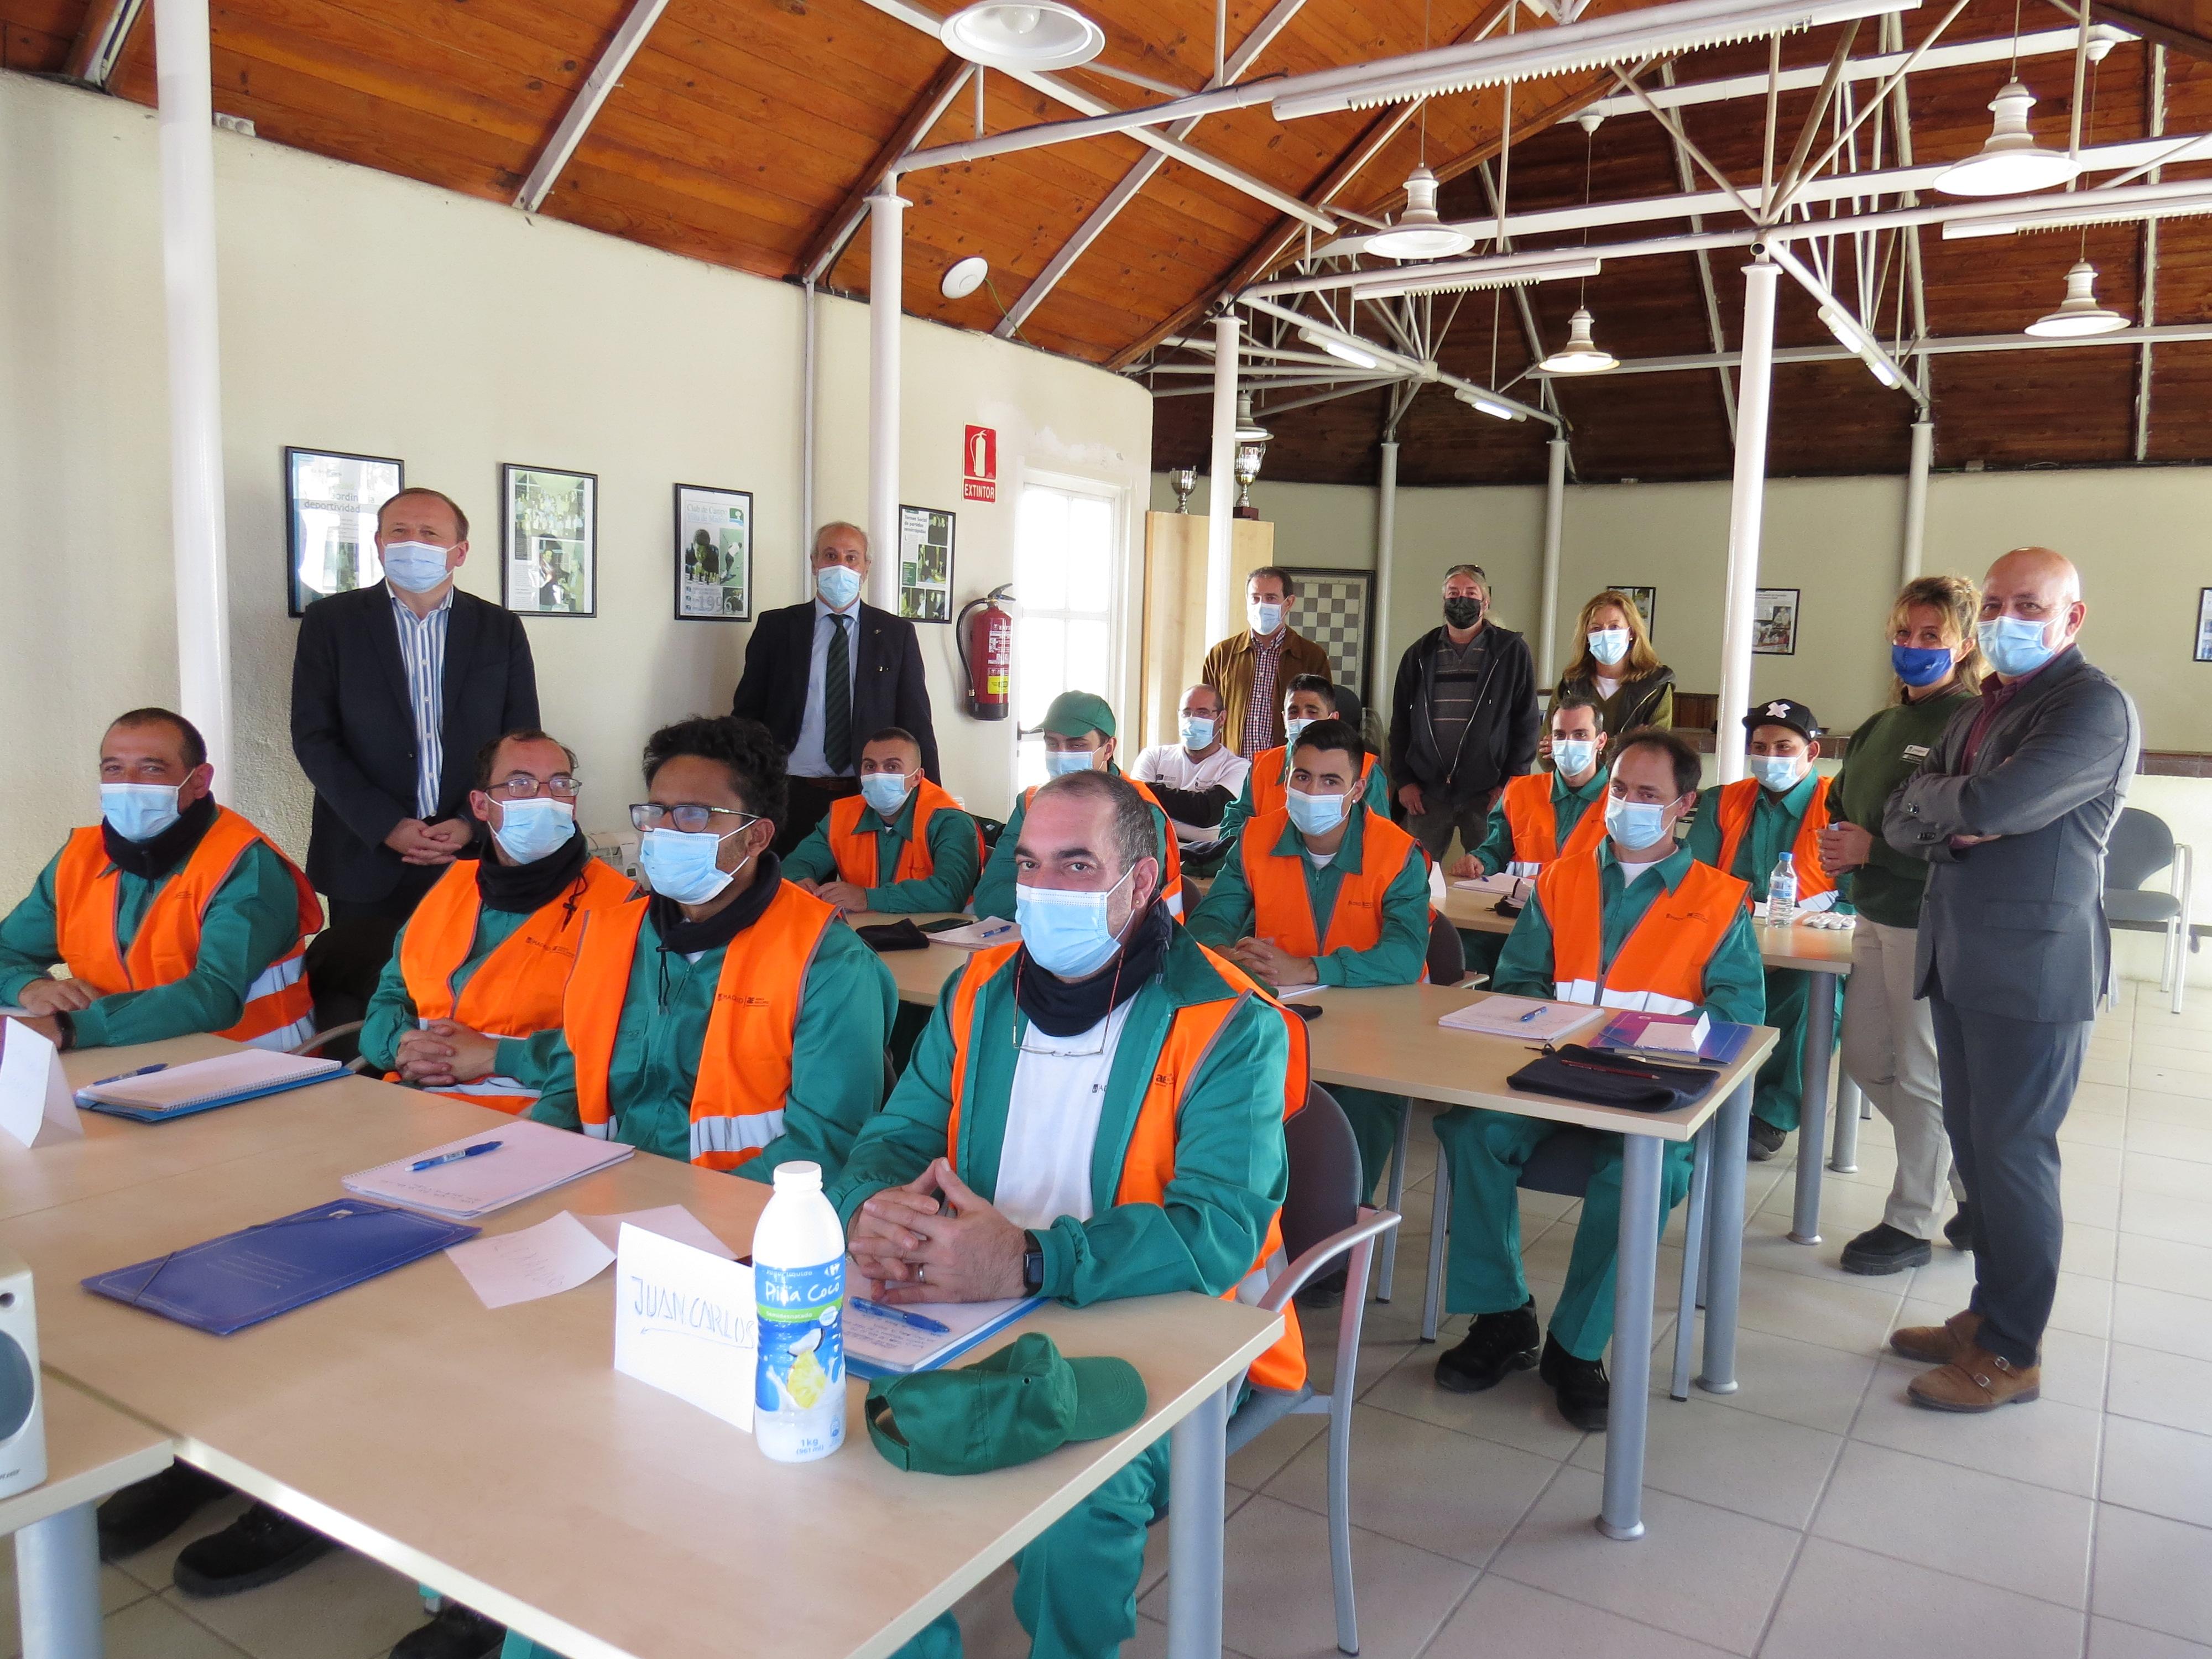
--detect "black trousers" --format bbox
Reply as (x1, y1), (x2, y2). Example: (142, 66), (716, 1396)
(778, 775), (858, 859)
(306, 865), (445, 1055)
(1928, 987), (2089, 1368)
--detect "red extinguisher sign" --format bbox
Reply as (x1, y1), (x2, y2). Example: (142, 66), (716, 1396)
(963, 426), (997, 503)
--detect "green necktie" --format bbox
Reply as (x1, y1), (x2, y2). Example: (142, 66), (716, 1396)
(825, 613), (853, 773)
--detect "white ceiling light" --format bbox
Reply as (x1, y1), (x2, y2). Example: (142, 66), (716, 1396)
(1934, 81), (2081, 197)
(940, 1), (1105, 71)
(1538, 307), (1618, 374)
(941, 255), (989, 300)
(1297, 325), (1381, 368)
(1362, 167), (1479, 261)
(2025, 260), (2130, 337)
(1455, 386), (1528, 420)
(1345, 255), (1603, 301)
(1233, 391), (1272, 445)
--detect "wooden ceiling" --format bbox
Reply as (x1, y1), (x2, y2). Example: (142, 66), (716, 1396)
(7, 0), (2211, 483)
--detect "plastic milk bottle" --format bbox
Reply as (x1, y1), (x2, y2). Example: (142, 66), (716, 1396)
(754, 1162), (846, 1462)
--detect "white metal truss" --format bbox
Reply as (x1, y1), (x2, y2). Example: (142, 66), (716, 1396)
(515, 0), (672, 212)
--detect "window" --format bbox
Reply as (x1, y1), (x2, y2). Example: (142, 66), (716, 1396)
(1014, 478), (1122, 789)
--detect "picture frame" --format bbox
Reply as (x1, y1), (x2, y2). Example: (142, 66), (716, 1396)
(899, 504), (955, 623)
(1752, 588), (1801, 655)
(2197, 588), (2212, 663)
(502, 465), (597, 618)
(284, 447), (404, 617)
(1609, 583), (1658, 642)
(1284, 566), (1377, 708)
(673, 484), (753, 621)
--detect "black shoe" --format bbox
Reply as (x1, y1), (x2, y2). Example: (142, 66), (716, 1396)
(393, 1603), (509, 1659)
(1746, 1119), (1787, 1161)
(1840, 1223), (1933, 1276)
(1433, 1298), (1540, 1394)
(1538, 1333), (1610, 1431)
(1944, 1205), (1974, 1250)
(96, 1464), (231, 1561)
(171, 1502), (333, 1598)
(1296, 1269), (1347, 1311)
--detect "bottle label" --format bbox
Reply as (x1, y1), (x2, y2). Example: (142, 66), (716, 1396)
(757, 1259), (844, 1416)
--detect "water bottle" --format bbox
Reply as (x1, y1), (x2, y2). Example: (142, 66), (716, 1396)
(754, 1162), (846, 1463)
(1767, 852), (1799, 927)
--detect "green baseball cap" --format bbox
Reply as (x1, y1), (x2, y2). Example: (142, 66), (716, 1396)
(865, 1332), (1147, 1475)
(1037, 690), (1116, 741)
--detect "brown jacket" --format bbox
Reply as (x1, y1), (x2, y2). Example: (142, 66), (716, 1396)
(1202, 628), (1333, 757)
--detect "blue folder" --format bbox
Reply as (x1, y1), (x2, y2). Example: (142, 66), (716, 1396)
(82, 1199), (479, 1335)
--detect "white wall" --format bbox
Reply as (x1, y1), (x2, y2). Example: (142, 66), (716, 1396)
(0, 71), (1150, 901)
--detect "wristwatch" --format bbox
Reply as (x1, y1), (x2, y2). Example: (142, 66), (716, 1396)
(1021, 1232), (1045, 1295)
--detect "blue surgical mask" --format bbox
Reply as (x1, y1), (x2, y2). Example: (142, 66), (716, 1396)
(491, 797), (574, 865)
(1750, 755), (1803, 794)
(1249, 601), (1285, 636)
(1285, 787), (1348, 837)
(1282, 717), (1313, 750)
(816, 564), (863, 610)
(638, 826), (745, 906)
(101, 783), (182, 843)
(1044, 748), (1099, 778)
(1891, 644), (1956, 687)
(382, 540), (452, 594)
(1979, 614), (2057, 677)
(1178, 714), (1216, 751)
(860, 772), (912, 817)
(1605, 794), (1671, 852)
(1588, 628), (1631, 667)
(1552, 739), (1598, 779)
(1016, 867), (1134, 979)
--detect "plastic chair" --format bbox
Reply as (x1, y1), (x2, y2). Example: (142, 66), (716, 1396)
(1227, 1085), (1402, 1656)
(2104, 807), (2194, 1014)
(1425, 911), (1465, 989)
(288, 1021), (371, 1074)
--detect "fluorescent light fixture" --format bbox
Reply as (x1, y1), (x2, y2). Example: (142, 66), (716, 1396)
(941, 256), (989, 300)
(1363, 167), (1479, 260)
(1934, 81), (2080, 197)
(1297, 325), (1382, 369)
(1269, 0), (1919, 121)
(1860, 348), (1902, 387)
(1455, 386), (1528, 420)
(1538, 308), (1618, 375)
(2025, 261), (2129, 337)
(1345, 255), (1602, 301)
(1818, 305), (1861, 349)
(941, 1), (1105, 71)
(1942, 187), (2212, 239)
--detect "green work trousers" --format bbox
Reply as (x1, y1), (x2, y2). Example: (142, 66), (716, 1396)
(1752, 966), (1840, 1134)
(1334, 1084), (1406, 1204)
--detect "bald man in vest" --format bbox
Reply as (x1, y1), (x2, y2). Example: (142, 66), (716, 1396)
(1432, 729), (1764, 1430)
(1217, 673), (1392, 843)
(784, 726), (982, 914)
(1686, 698), (1845, 1160)
(1190, 717), (1430, 1202)
(0, 708), (320, 1055)
(830, 769), (1303, 1659)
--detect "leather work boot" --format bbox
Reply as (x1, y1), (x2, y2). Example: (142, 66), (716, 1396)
(1890, 1310), (1983, 1366)
(1908, 1345), (2041, 1412)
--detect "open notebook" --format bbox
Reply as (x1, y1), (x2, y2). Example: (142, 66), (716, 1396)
(75, 1050), (345, 1121)
(343, 1119), (634, 1220)
(844, 1295), (1044, 1379)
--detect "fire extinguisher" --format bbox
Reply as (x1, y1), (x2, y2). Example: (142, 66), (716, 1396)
(957, 585), (1014, 721)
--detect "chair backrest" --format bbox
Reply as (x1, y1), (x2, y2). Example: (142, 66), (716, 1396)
(2105, 807), (2176, 892)
(1426, 911), (1467, 987)
(977, 817), (1007, 852)
(1519, 1126), (1606, 1198)
(1280, 1086), (1362, 1264)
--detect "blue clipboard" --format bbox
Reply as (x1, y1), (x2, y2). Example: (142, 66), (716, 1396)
(82, 1199), (479, 1335)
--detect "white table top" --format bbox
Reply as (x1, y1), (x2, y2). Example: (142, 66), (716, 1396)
(0, 1370), (172, 1536)
(1439, 886), (1856, 974)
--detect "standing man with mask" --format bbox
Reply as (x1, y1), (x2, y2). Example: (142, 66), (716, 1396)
(1388, 564), (1541, 864)
(1884, 547), (2137, 1414)
(785, 726), (982, 914)
(1129, 684), (1251, 848)
(1202, 567), (1332, 758)
(731, 522), (940, 856)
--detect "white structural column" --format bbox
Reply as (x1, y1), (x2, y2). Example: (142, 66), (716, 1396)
(1373, 439), (1400, 688)
(1538, 438), (1568, 686)
(155, 0), (234, 782)
(801, 276), (818, 576)
(867, 185), (907, 609)
(1900, 419), (1932, 583)
(1715, 258), (1780, 786)
(1204, 313), (1241, 645)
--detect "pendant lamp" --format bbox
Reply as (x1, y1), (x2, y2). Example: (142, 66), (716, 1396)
(1934, 81), (2080, 197)
(1539, 307), (1618, 374)
(2025, 261), (2129, 337)
(1363, 167), (1479, 260)
(940, 2), (1105, 71)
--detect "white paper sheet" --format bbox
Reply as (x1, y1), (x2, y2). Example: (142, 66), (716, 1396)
(446, 1212), (615, 1310)
(0, 1018), (84, 1149)
(932, 919), (1022, 948)
(577, 1205), (737, 1261)
(613, 1224), (758, 1432)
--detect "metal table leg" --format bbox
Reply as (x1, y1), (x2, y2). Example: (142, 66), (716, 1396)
(1376, 1097), (1413, 1303)
(1420, 1149), (1452, 1343)
(1600, 1135), (1664, 1541)
(1167, 1383), (1231, 1659)
(1829, 1075), (1863, 1174)
(1698, 1080), (1752, 1395)
(17, 1501), (103, 1659)
(1672, 1119), (1715, 1401)
(1790, 975), (1839, 1245)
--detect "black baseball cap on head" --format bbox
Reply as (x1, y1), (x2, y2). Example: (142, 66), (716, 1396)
(865, 1332), (1147, 1476)
(1744, 698), (1820, 741)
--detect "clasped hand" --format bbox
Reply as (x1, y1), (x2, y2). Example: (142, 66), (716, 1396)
(1229, 936), (1317, 989)
(394, 1020), (499, 1086)
(848, 1157), (1027, 1304)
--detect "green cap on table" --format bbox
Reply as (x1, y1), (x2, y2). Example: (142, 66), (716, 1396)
(864, 1332), (1147, 1475)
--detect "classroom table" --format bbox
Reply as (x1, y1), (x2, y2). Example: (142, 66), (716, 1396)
(5, 1370), (174, 1659)
(852, 914), (1778, 1542)
(0, 1042), (1279, 1659)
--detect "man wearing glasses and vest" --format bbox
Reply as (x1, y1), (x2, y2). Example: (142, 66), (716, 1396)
(831, 769), (1304, 1659)
(358, 729), (633, 1110)
(785, 725), (982, 914)
(1190, 716), (1430, 1203)
(1217, 674), (1392, 843)
(1432, 729), (1764, 1430)
(1686, 698), (1844, 1161)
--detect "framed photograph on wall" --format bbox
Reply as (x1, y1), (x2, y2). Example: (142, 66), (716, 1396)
(285, 447), (403, 617)
(1608, 583), (1659, 642)
(899, 504), (955, 623)
(502, 464), (597, 618)
(1284, 566), (1376, 708)
(1753, 588), (1801, 655)
(674, 484), (753, 620)
(2197, 589), (2212, 662)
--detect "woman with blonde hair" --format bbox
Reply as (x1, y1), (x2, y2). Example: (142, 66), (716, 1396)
(1817, 572), (1988, 1275)
(1553, 591), (1673, 735)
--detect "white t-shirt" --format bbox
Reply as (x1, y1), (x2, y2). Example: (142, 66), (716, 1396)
(1129, 744), (1254, 843)
(1594, 674), (1622, 701)
(1616, 854), (1668, 888)
(995, 1001), (1137, 1231)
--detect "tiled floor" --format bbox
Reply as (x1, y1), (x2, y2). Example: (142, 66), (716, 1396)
(7, 980), (2210, 1659)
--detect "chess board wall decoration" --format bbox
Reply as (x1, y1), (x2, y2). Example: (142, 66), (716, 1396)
(1284, 567), (1376, 707)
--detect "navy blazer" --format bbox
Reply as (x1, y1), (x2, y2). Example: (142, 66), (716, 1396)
(729, 600), (941, 781)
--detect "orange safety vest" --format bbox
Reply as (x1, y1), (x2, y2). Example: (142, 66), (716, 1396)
(1498, 771), (1609, 869)
(393, 855), (635, 1109)
(1248, 747), (1379, 824)
(825, 779), (982, 889)
(942, 941), (1308, 1391)
(561, 882), (838, 1171)
(1022, 781), (1185, 917)
(1710, 775), (1837, 906)
(53, 806), (321, 1049)
(1238, 807), (1428, 977)
(1538, 849), (1750, 1014)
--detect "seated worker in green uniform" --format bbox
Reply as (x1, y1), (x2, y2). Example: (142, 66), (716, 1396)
(1432, 729), (1764, 1430)
(1684, 698), (1845, 1161)
(1189, 717), (1430, 1203)
(1218, 673), (1392, 842)
(785, 725), (983, 915)
(830, 768), (1307, 1659)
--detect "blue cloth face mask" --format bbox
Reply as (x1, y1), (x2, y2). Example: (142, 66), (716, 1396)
(1178, 714), (1216, 751)
(1016, 867), (1134, 979)
(1044, 748), (1100, 778)
(1587, 628), (1631, 667)
(381, 540), (452, 594)
(638, 826), (746, 906)
(101, 783), (182, 843)
(1750, 755), (1803, 794)
(1285, 787), (1348, 837)
(1891, 644), (1957, 687)
(1551, 739), (1598, 779)
(1979, 614), (2057, 677)
(1604, 794), (1671, 853)
(816, 564), (863, 610)
(860, 772), (913, 817)
(491, 798), (574, 865)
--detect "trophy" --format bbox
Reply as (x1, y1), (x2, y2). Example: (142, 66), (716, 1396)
(1233, 442), (1264, 520)
(1170, 467), (1196, 513)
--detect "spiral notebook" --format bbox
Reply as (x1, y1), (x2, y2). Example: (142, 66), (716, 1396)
(342, 1120), (635, 1220)
(75, 1051), (345, 1121)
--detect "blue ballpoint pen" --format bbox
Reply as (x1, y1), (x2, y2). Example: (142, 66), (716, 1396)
(88, 1062), (170, 1086)
(851, 1297), (951, 1334)
(411, 1141), (503, 1173)
(1516, 1006), (1545, 1024)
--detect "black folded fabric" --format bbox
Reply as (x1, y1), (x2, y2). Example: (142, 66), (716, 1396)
(1507, 1044), (1718, 1113)
(855, 919), (932, 953)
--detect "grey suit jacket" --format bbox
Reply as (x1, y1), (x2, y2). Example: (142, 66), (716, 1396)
(1882, 648), (2140, 1024)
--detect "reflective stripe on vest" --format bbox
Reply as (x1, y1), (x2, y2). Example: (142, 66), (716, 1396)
(53, 807), (321, 1046)
(1712, 775), (1837, 906)
(1237, 807), (1428, 978)
(561, 883), (837, 1171)
(1023, 783), (1185, 919)
(1540, 851), (1750, 1016)
(825, 779), (980, 889)
(1499, 772), (1609, 869)
(1248, 747), (1378, 825)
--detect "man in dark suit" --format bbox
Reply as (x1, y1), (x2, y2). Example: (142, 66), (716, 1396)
(731, 520), (939, 855)
(1883, 547), (2138, 1414)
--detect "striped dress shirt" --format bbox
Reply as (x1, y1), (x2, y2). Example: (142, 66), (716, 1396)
(389, 587), (452, 819)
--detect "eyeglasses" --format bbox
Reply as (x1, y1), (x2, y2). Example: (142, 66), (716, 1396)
(630, 802), (759, 834)
(487, 774), (581, 801)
